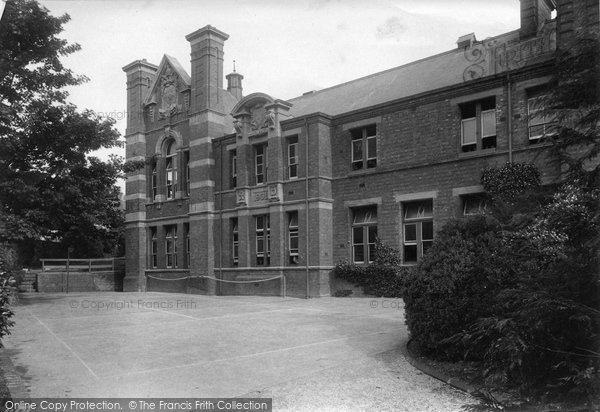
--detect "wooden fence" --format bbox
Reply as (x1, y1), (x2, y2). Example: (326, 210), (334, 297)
(40, 258), (125, 273)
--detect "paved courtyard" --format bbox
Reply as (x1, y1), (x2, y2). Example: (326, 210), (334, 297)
(4, 292), (473, 410)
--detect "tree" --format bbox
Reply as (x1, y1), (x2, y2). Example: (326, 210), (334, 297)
(539, 36), (600, 185)
(0, 0), (124, 262)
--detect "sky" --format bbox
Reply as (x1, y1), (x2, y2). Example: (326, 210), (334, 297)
(9, 0), (522, 163)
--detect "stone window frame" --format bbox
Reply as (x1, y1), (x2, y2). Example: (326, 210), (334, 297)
(402, 199), (433, 264)
(254, 143), (268, 185)
(255, 214), (270, 266)
(462, 193), (491, 216)
(526, 85), (557, 144)
(230, 149), (237, 189)
(394, 191), (438, 265)
(149, 227), (158, 269)
(165, 141), (178, 200)
(165, 225), (177, 269)
(351, 205), (378, 264)
(183, 150), (190, 196)
(459, 96), (497, 152)
(288, 211), (299, 265)
(151, 163), (158, 201)
(287, 135), (299, 180)
(152, 129), (184, 202)
(184, 223), (190, 268)
(231, 218), (239, 266)
(350, 124), (378, 171)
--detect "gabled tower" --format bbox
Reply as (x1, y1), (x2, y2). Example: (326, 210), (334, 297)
(122, 59), (158, 292)
(185, 26), (231, 292)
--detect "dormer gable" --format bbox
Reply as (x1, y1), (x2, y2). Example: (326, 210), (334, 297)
(144, 55), (191, 121)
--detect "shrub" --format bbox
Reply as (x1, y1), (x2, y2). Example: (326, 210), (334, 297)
(403, 216), (509, 357)
(404, 180), (600, 402)
(332, 239), (408, 298)
(0, 244), (17, 340)
(481, 162), (545, 228)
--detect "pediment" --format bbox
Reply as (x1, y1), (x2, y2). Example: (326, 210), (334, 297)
(231, 93), (292, 136)
(144, 55), (191, 119)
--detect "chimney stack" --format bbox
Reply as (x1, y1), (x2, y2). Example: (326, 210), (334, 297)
(185, 25), (229, 113)
(520, 0), (556, 39)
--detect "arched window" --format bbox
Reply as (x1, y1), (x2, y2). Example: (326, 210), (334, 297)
(165, 140), (177, 199)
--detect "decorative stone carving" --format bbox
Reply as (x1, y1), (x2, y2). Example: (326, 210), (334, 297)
(268, 184), (280, 201)
(249, 104), (268, 134)
(158, 66), (181, 119)
(253, 188), (269, 203)
(236, 189), (246, 205)
(462, 25), (556, 82)
(233, 119), (242, 137)
(265, 109), (276, 130)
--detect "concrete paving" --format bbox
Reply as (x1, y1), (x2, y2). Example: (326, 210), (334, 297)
(4, 292), (473, 410)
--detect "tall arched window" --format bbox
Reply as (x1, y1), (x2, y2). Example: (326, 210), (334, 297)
(165, 140), (177, 199)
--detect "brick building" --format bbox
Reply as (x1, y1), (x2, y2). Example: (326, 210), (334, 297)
(122, 0), (598, 297)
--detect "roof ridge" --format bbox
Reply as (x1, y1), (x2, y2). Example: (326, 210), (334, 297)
(287, 28), (519, 103)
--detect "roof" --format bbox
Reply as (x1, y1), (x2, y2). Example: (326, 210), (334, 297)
(164, 54), (191, 85)
(143, 55), (191, 105)
(287, 30), (521, 117)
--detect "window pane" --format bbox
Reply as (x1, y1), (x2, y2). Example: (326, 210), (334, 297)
(353, 209), (365, 225)
(481, 109), (496, 137)
(368, 226), (378, 243)
(404, 200), (433, 219)
(482, 135), (496, 149)
(350, 128), (363, 139)
(289, 164), (297, 178)
(368, 244), (376, 262)
(353, 227), (363, 244)
(290, 235), (298, 251)
(354, 206), (377, 225)
(481, 96), (496, 111)
(464, 196), (488, 215)
(546, 122), (558, 135)
(289, 212), (298, 228)
(352, 139), (363, 162)
(367, 137), (377, 159)
(366, 124), (377, 137)
(404, 223), (417, 242)
(353, 246), (364, 262)
(404, 245), (417, 262)
(460, 102), (476, 118)
(461, 118), (477, 145)
(422, 241), (433, 256)
(422, 221), (433, 241)
(257, 239), (264, 254)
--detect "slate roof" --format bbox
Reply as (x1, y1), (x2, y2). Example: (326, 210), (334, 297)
(164, 54), (191, 85)
(286, 30), (520, 117)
